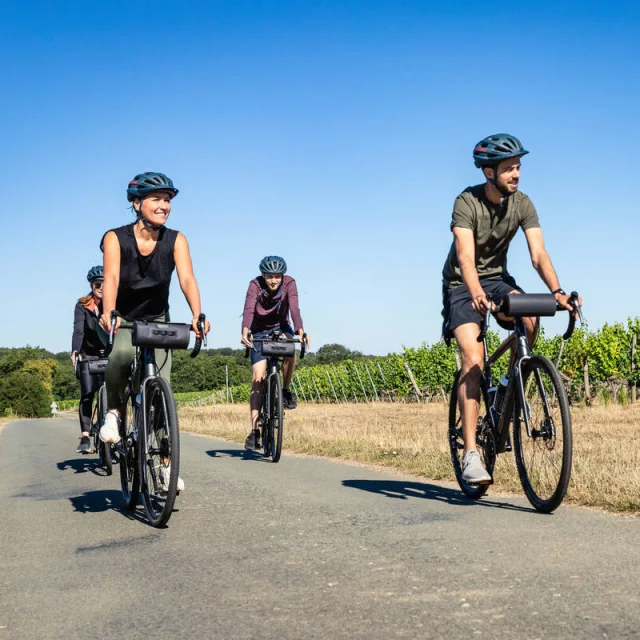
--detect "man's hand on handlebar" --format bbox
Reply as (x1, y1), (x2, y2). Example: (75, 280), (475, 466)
(471, 291), (493, 315)
(554, 291), (583, 318)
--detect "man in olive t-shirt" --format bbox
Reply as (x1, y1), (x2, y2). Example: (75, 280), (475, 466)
(442, 133), (577, 485)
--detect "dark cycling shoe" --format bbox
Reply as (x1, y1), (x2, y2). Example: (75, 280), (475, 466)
(282, 389), (297, 410)
(244, 430), (261, 450)
(77, 435), (92, 454)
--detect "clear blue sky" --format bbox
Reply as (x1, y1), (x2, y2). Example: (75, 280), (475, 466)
(1, 0), (638, 355)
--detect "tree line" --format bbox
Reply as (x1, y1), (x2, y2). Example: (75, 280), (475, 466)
(0, 343), (366, 417)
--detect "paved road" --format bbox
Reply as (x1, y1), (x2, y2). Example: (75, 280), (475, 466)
(0, 417), (638, 639)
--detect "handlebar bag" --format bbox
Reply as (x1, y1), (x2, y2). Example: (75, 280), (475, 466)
(502, 294), (557, 318)
(131, 322), (191, 350)
(87, 359), (109, 375)
(262, 341), (296, 357)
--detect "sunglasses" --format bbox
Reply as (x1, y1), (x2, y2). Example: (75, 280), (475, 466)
(92, 281), (104, 289)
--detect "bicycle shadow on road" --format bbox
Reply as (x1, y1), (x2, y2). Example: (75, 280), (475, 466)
(206, 449), (272, 463)
(342, 479), (534, 513)
(57, 458), (113, 477)
(68, 490), (157, 524)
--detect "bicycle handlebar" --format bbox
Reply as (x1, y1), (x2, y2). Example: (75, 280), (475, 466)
(109, 310), (207, 358)
(243, 331), (307, 360)
(477, 292), (583, 343)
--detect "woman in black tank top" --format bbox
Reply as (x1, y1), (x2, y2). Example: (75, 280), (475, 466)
(97, 173), (210, 491)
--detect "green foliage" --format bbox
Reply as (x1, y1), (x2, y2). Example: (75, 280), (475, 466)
(0, 370), (52, 417)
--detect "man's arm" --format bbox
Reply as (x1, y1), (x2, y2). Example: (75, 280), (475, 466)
(454, 227), (490, 313)
(524, 227), (572, 310)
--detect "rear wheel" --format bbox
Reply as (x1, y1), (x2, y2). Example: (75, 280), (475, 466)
(139, 377), (180, 528)
(514, 355), (572, 513)
(270, 373), (284, 463)
(119, 388), (140, 510)
(448, 371), (495, 499)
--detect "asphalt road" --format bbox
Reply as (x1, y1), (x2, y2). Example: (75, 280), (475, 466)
(0, 417), (638, 639)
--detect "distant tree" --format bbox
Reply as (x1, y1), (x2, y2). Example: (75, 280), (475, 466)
(0, 371), (52, 418)
(315, 343), (363, 365)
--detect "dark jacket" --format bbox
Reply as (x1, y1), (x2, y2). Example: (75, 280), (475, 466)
(72, 301), (105, 356)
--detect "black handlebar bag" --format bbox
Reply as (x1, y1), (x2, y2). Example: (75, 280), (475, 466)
(262, 341), (296, 358)
(131, 322), (191, 350)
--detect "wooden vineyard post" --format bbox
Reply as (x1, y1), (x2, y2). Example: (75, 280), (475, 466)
(403, 360), (423, 401)
(364, 362), (379, 402)
(332, 365), (350, 403)
(584, 360), (591, 404)
(325, 370), (339, 403)
(631, 334), (637, 403)
(375, 361), (392, 402)
(295, 373), (308, 402)
(311, 372), (322, 402)
(353, 363), (369, 402)
(225, 366), (230, 403)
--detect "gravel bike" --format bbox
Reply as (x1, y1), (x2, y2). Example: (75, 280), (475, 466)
(76, 356), (113, 475)
(245, 330), (306, 463)
(448, 292), (583, 513)
(109, 312), (206, 527)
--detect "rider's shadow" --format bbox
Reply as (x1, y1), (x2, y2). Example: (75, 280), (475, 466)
(206, 449), (270, 462)
(57, 458), (106, 476)
(342, 479), (534, 513)
(69, 490), (123, 514)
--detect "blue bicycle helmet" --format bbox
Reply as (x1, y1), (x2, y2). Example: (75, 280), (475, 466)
(259, 256), (287, 274)
(473, 134), (529, 168)
(127, 172), (179, 201)
(86, 265), (104, 282)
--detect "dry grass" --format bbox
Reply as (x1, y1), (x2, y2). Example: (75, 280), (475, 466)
(180, 402), (640, 513)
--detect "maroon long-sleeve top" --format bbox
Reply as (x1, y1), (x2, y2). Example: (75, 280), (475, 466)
(242, 275), (304, 333)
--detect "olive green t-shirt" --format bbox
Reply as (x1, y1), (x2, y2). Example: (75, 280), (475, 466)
(442, 184), (540, 288)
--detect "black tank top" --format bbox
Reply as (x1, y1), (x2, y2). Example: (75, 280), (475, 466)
(101, 223), (178, 321)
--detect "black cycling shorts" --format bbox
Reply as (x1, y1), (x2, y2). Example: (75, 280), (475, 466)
(442, 276), (525, 341)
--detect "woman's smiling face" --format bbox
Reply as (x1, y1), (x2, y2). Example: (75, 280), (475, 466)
(134, 190), (174, 226)
(263, 273), (283, 292)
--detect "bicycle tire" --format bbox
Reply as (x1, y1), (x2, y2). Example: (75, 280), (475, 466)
(513, 355), (572, 513)
(448, 370), (496, 499)
(97, 385), (112, 476)
(119, 388), (140, 510)
(139, 377), (180, 527)
(270, 373), (284, 463)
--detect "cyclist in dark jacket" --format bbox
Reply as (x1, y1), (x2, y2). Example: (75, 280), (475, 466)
(72, 265), (106, 453)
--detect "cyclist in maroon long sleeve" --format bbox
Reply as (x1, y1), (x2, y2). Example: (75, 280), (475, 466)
(240, 256), (310, 450)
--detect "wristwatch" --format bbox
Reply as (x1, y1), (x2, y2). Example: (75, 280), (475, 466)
(552, 288), (566, 296)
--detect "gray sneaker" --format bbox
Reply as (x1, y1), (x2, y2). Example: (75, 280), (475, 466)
(461, 451), (491, 484)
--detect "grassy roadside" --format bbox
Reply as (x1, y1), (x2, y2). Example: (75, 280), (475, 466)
(180, 402), (640, 513)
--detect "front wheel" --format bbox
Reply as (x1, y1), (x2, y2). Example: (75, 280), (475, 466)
(513, 355), (572, 513)
(269, 373), (284, 463)
(97, 385), (112, 476)
(448, 371), (495, 499)
(139, 377), (180, 527)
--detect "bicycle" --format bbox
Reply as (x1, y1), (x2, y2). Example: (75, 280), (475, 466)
(108, 311), (206, 527)
(448, 291), (583, 513)
(245, 329), (306, 463)
(75, 356), (113, 475)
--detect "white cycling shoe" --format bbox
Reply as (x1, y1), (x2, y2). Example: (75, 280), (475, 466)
(461, 450), (491, 484)
(99, 410), (121, 444)
(158, 463), (185, 494)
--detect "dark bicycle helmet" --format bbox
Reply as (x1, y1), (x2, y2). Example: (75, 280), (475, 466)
(259, 256), (287, 274)
(473, 134), (529, 168)
(126, 172), (179, 201)
(86, 265), (104, 282)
